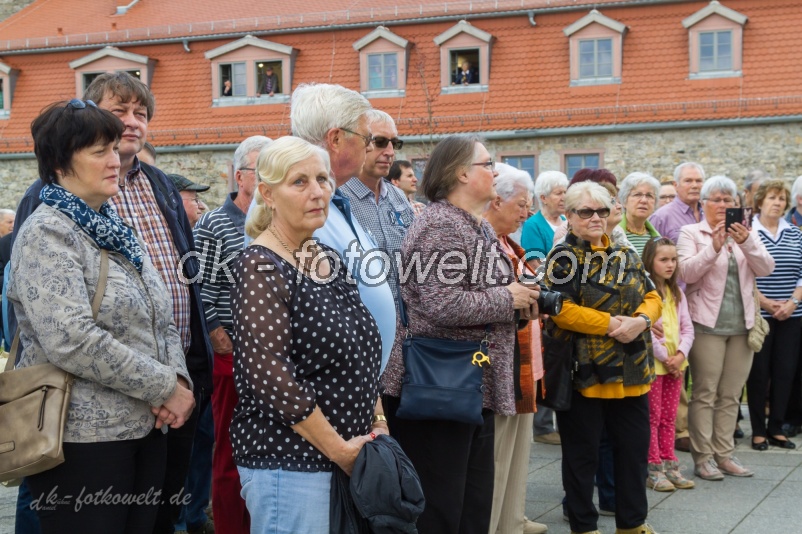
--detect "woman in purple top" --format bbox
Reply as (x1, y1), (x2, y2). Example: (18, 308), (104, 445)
(381, 134), (539, 534)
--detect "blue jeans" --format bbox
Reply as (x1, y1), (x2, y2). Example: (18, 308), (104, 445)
(15, 479), (41, 534)
(175, 396), (214, 531)
(237, 467), (330, 534)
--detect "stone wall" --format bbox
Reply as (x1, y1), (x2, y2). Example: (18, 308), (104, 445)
(0, 0), (35, 21)
(1, 121), (801, 211)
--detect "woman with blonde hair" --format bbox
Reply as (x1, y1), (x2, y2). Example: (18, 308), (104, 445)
(233, 136), (385, 533)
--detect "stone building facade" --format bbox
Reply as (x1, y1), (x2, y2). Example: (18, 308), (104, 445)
(2, 121), (800, 211)
(0, 0), (34, 21)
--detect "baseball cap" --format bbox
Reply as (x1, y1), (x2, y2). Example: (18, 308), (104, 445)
(166, 173), (210, 192)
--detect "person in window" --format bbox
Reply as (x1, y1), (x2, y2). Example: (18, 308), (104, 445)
(10, 99), (195, 533)
(256, 66), (279, 97)
(232, 136), (386, 532)
(452, 60), (478, 85)
(222, 80), (233, 97)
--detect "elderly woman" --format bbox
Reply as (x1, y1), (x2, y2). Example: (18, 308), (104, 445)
(232, 136), (385, 532)
(9, 100), (194, 532)
(484, 163), (547, 534)
(545, 181), (661, 534)
(619, 172), (662, 256)
(746, 180), (802, 450)
(677, 176), (774, 480)
(382, 135), (539, 534)
(521, 170), (569, 262)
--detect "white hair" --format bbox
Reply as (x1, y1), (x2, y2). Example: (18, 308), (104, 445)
(290, 83), (372, 146)
(0, 209), (15, 218)
(564, 181), (613, 213)
(233, 136), (273, 173)
(701, 175), (738, 200)
(792, 175), (802, 203)
(618, 172), (660, 204)
(365, 109), (396, 130)
(534, 170), (568, 200)
(673, 162), (706, 182)
(744, 169), (769, 192)
(494, 162), (534, 202)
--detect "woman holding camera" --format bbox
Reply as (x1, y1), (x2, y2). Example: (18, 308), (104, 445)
(677, 176), (774, 480)
(544, 181), (661, 534)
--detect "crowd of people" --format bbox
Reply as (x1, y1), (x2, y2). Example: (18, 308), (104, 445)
(3, 70), (802, 534)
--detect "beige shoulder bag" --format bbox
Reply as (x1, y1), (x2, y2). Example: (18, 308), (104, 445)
(0, 249), (109, 485)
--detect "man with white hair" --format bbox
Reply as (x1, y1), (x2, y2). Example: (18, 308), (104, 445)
(195, 134), (272, 534)
(340, 109), (413, 307)
(0, 209), (14, 237)
(289, 83), (396, 369)
(649, 162), (706, 245)
(743, 169), (768, 210)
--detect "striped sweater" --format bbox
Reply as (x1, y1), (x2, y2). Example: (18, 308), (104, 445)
(754, 216), (802, 319)
(193, 193), (246, 336)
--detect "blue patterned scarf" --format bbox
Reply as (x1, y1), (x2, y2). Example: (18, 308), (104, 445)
(40, 184), (144, 272)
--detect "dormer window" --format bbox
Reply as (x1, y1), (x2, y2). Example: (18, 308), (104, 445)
(0, 60), (19, 120)
(69, 46), (154, 95)
(564, 10), (626, 86)
(682, 1), (747, 79)
(205, 35), (296, 107)
(434, 20), (493, 95)
(354, 26), (410, 98)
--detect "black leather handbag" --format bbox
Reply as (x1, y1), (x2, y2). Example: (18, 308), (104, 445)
(536, 319), (578, 411)
(395, 299), (489, 426)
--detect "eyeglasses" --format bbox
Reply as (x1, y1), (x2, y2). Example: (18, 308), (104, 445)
(659, 194), (677, 201)
(239, 167), (256, 172)
(190, 197), (203, 206)
(703, 197), (735, 206)
(339, 127), (374, 148)
(67, 99), (98, 110)
(373, 136), (404, 150)
(630, 192), (656, 202)
(472, 160), (495, 170)
(572, 207), (611, 219)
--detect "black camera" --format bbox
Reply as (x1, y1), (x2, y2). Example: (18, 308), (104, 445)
(519, 273), (563, 317)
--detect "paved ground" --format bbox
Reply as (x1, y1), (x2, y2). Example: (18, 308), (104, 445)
(2, 406), (801, 533)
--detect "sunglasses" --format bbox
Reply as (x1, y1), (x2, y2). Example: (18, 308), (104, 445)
(373, 136), (404, 150)
(572, 207), (611, 219)
(67, 99), (98, 110)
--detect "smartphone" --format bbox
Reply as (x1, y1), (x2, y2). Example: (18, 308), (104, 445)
(725, 207), (753, 231)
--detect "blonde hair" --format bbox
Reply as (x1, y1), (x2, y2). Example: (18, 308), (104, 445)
(244, 136), (332, 239)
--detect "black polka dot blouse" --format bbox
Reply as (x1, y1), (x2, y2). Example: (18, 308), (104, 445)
(229, 244), (382, 472)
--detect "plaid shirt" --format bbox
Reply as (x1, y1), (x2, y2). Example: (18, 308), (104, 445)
(109, 161), (192, 350)
(339, 178), (414, 304)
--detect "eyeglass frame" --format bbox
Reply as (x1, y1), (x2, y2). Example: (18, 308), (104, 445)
(373, 136), (404, 150)
(659, 194), (677, 200)
(339, 127), (375, 148)
(571, 207), (611, 219)
(471, 160), (495, 170)
(629, 192), (656, 202)
(702, 196), (736, 205)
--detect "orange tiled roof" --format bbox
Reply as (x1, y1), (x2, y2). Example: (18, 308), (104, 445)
(1, 0), (801, 153)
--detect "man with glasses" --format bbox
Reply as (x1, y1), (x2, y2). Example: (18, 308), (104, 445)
(658, 180), (678, 208)
(649, 162), (706, 245)
(286, 83), (396, 371)
(194, 135), (272, 534)
(168, 173), (209, 227)
(340, 109), (414, 308)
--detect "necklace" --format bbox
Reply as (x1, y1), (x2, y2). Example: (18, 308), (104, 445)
(268, 225), (295, 256)
(268, 225), (320, 269)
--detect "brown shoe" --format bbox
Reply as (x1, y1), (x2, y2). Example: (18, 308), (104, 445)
(674, 437), (690, 452)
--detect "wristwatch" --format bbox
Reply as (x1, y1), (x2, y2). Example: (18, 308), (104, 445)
(792, 297), (801, 307)
(638, 314), (652, 330)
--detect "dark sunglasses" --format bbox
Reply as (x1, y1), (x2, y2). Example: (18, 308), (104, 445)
(373, 136), (404, 150)
(67, 98), (98, 110)
(572, 207), (611, 219)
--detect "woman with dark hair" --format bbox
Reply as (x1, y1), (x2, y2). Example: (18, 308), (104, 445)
(8, 100), (194, 532)
(381, 134), (539, 533)
(747, 180), (802, 451)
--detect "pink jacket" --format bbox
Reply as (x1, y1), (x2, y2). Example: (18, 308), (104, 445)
(677, 220), (775, 330)
(652, 288), (694, 363)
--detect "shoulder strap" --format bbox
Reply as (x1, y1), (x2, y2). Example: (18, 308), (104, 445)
(4, 249), (109, 372)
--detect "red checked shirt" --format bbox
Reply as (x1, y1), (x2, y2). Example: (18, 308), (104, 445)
(109, 162), (192, 351)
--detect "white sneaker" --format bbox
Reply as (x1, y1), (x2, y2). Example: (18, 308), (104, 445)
(523, 517), (548, 534)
